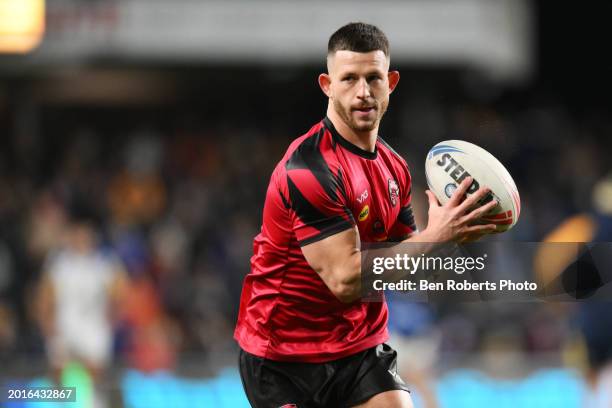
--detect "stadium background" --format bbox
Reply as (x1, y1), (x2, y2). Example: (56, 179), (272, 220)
(0, 0), (611, 407)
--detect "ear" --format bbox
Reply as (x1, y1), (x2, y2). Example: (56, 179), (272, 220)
(387, 70), (400, 94)
(318, 73), (332, 98)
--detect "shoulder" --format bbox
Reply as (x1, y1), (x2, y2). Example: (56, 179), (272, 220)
(377, 136), (412, 183)
(284, 121), (339, 171)
(44, 249), (66, 269)
(378, 136), (408, 167)
(43, 249), (70, 282)
(96, 247), (123, 268)
(273, 121), (350, 209)
(276, 120), (343, 184)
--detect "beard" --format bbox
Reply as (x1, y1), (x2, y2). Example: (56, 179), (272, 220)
(333, 98), (388, 133)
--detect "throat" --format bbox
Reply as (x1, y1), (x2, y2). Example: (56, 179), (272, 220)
(328, 113), (378, 152)
(345, 132), (377, 153)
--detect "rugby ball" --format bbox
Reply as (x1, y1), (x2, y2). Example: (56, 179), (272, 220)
(425, 140), (520, 231)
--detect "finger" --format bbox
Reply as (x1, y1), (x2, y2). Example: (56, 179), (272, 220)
(425, 190), (441, 208)
(457, 186), (492, 213)
(459, 232), (487, 243)
(460, 199), (499, 224)
(463, 223), (497, 234)
(447, 177), (473, 207)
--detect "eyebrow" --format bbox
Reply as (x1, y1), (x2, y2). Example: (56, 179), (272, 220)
(338, 67), (385, 77)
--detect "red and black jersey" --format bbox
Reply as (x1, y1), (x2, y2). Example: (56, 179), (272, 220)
(234, 117), (417, 362)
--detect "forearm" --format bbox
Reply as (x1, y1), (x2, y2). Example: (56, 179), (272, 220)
(364, 230), (447, 286)
(339, 229), (444, 302)
(321, 178), (498, 303)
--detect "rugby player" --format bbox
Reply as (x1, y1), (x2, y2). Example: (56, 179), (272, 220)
(235, 22), (497, 408)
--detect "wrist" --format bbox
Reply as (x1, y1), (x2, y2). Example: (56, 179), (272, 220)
(401, 229), (442, 255)
(414, 228), (438, 243)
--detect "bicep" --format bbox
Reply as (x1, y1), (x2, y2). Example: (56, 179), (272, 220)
(301, 226), (362, 302)
(110, 267), (129, 301)
(36, 273), (55, 315)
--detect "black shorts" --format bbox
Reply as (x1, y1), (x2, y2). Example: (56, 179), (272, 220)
(239, 343), (410, 408)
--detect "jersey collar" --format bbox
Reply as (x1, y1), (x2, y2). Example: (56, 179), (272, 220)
(323, 117), (378, 160)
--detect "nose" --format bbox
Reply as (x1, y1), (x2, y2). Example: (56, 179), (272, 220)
(356, 78), (371, 100)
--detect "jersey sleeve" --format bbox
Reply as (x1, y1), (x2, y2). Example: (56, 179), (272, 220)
(388, 162), (418, 241)
(285, 138), (355, 246)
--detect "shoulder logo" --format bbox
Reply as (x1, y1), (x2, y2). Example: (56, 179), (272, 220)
(358, 205), (369, 222)
(388, 179), (399, 207)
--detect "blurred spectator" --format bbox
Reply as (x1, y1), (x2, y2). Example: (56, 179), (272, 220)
(120, 273), (179, 373)
(0, 241), (17, 354)
(34, 216), (128, 407)
(0, 302), (17, 355)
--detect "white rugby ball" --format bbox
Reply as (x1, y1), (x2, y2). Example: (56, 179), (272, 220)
(425, 140), (521, 231)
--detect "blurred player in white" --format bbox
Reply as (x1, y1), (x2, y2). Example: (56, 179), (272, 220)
(36, 216), (128, 407)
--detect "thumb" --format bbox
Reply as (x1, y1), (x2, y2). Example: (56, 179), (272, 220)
(425, 190), (440, 208)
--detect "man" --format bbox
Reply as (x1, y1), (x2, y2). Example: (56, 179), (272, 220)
(36, 216), (128, 407)
(534, 174), (612, 408)
(234, 22), (497, 408)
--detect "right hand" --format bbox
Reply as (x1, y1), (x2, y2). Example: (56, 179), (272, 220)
(420, 177), (498, 243)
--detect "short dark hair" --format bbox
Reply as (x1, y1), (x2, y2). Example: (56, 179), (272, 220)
(328, 22), (389, 57)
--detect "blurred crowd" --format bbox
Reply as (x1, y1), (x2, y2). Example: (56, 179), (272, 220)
(0, 104), (285, 375)
(0, 70), (611, 384)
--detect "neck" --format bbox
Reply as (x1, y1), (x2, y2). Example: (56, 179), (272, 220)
(326, 105), (377, 152)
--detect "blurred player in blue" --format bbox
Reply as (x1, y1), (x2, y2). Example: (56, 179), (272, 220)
(535, 174), (612, 408)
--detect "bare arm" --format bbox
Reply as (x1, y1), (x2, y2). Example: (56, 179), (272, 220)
(35, 273), (55, 337)
(109, 266), (130, 322)
(302, 177), (498, 303)
(302, 225), (362, 303)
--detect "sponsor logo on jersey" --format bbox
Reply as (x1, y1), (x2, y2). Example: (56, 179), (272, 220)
(357, 189), (369, 204)
(388, 179), (399, 207)
(358, 205), (369, 222)
(279, 404), (298, 408)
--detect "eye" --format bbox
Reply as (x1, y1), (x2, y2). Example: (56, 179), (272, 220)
(342, 75), (356, 82)
(367, 74), (383, 83)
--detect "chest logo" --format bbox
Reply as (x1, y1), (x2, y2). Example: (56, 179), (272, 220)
(358, 205), (370, 222)
(388, 179), (399, 207)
